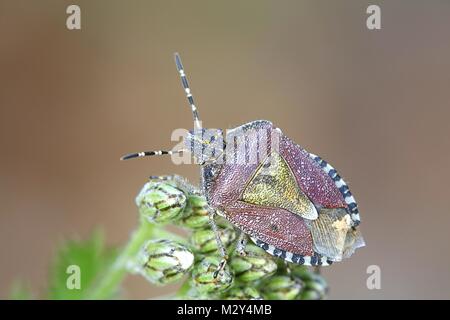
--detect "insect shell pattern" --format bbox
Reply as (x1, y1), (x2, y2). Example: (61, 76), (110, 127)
(198, 120), (365, 266)
(123, 54), (365, 267)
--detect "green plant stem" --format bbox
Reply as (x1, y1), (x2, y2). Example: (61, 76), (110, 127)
(175, 278), (196, 299)
(87, 220), (186, 300)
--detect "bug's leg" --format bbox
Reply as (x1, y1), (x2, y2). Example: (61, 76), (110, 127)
(235, 231), (248, 256)
(172, 175), (202, 196)
(314, 266), (321, 275)
(284, 261), (292, 276)
(148, 175), (175, 183)
(208, 209), (229, 278)
(148, 174), (202, 196)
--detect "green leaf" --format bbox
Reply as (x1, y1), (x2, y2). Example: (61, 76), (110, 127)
(48, 231), (118, 300)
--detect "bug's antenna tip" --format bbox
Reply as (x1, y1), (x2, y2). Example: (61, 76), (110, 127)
(120, 154), (134, 161)
(174, 53), (183, 71)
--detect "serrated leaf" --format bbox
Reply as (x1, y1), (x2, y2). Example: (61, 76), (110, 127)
(48, 231), (118, 300)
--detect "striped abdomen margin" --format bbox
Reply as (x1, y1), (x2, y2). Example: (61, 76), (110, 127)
(250, 237), (333, 266)
(308, 153), (361, 225)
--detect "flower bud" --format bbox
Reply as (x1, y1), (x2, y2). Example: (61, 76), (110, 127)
(136, 182), (186, 223)
(299, 289), (322, 300)
(190, 225), (237, 254)
(176, 195), (210, 229)
(229, 244), (277, 282)
(221, 286), (262, 300)
(305, 275), (328, 293)
(136, 239), (194, 285)
(191, 256), (233, 294)
(299, 273), (328, 300)
(289, 265), (310, 277)
(289, 266), (328, 300)
(259, 275), (303, 300)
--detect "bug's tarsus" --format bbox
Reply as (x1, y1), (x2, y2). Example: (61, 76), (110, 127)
(120, 149), (185, 161)
(236, 232), (248, 256)
(213, 257), (229, 279)
(174, 53), (201, 129)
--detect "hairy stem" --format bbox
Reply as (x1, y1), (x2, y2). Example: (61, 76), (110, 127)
(87, 220), (185, 300)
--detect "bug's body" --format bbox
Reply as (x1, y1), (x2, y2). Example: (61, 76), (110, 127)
(122, 53), (364, 268)
(202, 120), (363, 265)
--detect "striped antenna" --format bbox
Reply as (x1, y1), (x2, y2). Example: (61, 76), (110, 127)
(174, 53), (201, 128)
(120, 149), (186, 161)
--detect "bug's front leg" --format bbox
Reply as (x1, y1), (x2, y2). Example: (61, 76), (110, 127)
(207, 208), (229, 278)
(314, 266), (321, 275)
(148, 174), (202, 196)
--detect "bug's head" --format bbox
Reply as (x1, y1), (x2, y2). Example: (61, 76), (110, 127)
(185, 127), (225, 164)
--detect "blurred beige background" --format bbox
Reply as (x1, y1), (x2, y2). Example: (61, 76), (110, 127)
(1, 0), (450, 299)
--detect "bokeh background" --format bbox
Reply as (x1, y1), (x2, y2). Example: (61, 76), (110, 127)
(1, 0), (450, 299)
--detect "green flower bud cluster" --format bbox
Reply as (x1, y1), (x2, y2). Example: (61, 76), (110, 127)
(221, 286), (262, 300)
(132, 181), (328, 300)
(260, 275), (303, 300)
(229, 244), (277, 283)
(255, 265), (329, 300)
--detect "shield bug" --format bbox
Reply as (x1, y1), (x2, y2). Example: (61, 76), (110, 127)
(122, 53), (364, 271)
